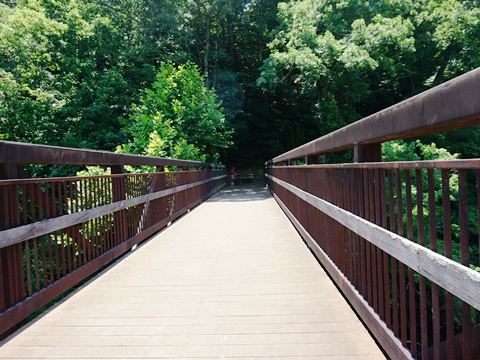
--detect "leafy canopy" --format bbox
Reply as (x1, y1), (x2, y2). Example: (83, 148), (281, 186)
(258, 0), (480, 136)
(117, 62), (232, 163)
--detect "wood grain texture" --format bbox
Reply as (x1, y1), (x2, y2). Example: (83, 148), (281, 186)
(272, 67), (480, 163)
(0, 140), (216, 168)
(271, 190), (412, 360)
(267, 174), (480, 311)
(0, 184), (385, 359)
(0, 175), (225, 249)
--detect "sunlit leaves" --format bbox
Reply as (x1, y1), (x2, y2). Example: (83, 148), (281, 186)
(0, 2), (68, 143)
(118, 62), (232, 162)
(258, 0), (479, 138)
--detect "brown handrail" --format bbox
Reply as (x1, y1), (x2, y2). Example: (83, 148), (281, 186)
(270, 67), (480, 164)
(0, 142), (226, 339)
(0, 140), (216, 168)
(266, 68), (480, 359)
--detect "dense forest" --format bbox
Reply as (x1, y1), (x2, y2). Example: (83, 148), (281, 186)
(1, 0), (480, 169)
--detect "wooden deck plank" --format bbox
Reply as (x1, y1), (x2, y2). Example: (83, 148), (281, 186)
(0, 184), (385, 359)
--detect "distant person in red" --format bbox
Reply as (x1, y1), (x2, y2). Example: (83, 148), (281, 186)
(230, 167), (236, 185)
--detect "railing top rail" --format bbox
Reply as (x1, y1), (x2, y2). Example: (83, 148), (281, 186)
(271, 67), (480, 164)
(272, 158), (480, 170)
(0, 168), (221, 185)
(0, 140), (217, 169)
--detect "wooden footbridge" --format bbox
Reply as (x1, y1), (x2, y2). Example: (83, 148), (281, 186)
(2, 69), (480, 359)
(0, 184), (384, 359)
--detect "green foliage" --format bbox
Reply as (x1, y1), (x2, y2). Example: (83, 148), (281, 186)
(118, 62), (232, 162)
(76, 166), (110, 177)
(0, 0), (195, 154)
(382, 139), (420, 162)
(384, 139), (461, 236)
(258, 0), (419, 135)
(2, 0), (480, 170)
(383, 139), (480, 331)
(258, 0), (480, 140)
(0, 1), (68, 143)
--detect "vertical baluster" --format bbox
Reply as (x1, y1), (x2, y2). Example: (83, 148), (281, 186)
(442, 169), (455, 360)
(357, 169), (366, 299)
(428, 169), (441, 359)
(387, 169), (398, 335)
(95, 176), (101, 258)
(67, 180), (74, 273)
(346, 170), (353, 284)
(100, 175), (106, 253)
(459, 169), (472, 360)
(396, 169), (404, 237)
(0, 175), (25, 308)
(102, 175), (108, 254)
(353, 168), (361, 294)
(415, 169), (428, 357)
(368, 169), (377, 310)
(73, 179), (80, 270)
(112, 168), (128, 246)
(398, 169), (407, 348)
(395, 165), (408, 347)
(45, 181), (54, 285)
(93, 177), (99, 261)
(104, 175), (110, 253)
(108, 176), (114, 250)
(350, 169), (361, 289)
(92, 177), (98, 259)
(328, 169), (334, 261)
(37, 182), (48, 288)
(338, 170), (346, 274)
(80, 178), (87, 266)
(381, 169), (389, 326)
(138, 174), (142, 234)
(21, 184), (33, 296)
(86, 178), (92, 263)
(103, 176), (109, 252)
(405, 170), (417, 356)
(59, 181), (68, 276)
(90, 179), (96, 259)
(371, 169), (381, 317)
(29, 183), (40, 292)
(13, 183), (23, 302)
(0, 185), (7, 312)
(476, 170), (480, 359)
(389, 169), (400, 337)
(51, 182), (60, 281)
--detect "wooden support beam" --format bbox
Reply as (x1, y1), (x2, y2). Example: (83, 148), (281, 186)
(0, 162), (25, 315)
(353, 143), (382, 163)
(0, 141), (214, 168)
(306, 155), (319, 165)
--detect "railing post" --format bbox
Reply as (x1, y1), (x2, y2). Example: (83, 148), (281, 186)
(111, 165), (128, 245)
(156, 166), (167, 220)
(353, 143), (382, 163)
(0, 162), (25, 314)
(306, 155), (318, 165)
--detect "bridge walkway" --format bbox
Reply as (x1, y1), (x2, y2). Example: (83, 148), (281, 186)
(0, 184), (385, 359)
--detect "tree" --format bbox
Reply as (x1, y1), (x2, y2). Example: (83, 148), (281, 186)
(0, 1), (68, 144)
(258, 0), (480, 139)
(118, 62), (232, 163)
(258, 0), (419, 135)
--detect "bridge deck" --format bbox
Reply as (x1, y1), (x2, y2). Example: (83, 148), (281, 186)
(0, 184), (385, 359)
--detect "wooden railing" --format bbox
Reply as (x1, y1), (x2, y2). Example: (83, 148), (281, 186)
(0, 141), (226, 338)
(266, 68), (480, 360)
